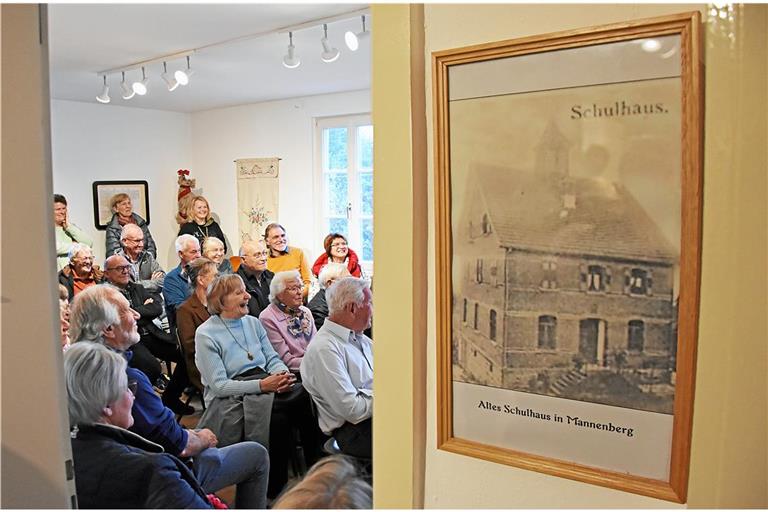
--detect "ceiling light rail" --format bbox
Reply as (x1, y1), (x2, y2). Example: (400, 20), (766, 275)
(93, 7), (370, 103)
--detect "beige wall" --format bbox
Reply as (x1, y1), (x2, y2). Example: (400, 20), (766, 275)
(1, 4), (75, 508)
(373, 3), (767, 509)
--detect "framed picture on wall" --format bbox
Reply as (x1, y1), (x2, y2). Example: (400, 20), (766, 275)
(433, 12), (702, 502)
(92, 180), (150, 230)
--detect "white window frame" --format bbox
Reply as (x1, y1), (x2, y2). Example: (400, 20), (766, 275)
(313, 113), (373, 276)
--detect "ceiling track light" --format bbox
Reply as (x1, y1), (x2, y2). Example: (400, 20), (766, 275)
(175, 55), (193, 86)
(282, 31), (301, 69)
(320, 24), (340, 63)
(95, 75), (110, 103)
(120, 71), (135, 100)
(161, 61), (180, 91)
(345, 15), (370, 51)
(132, 66), (149, 95)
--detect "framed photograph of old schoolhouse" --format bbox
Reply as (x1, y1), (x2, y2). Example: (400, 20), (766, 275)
(434, 12), (702, 502)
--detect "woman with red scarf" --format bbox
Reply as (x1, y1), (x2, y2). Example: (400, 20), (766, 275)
(311, 233), (362, 278)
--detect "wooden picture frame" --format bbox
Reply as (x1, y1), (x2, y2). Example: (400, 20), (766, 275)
(92, 180), (150, 230)
(434, 12), (702, 502)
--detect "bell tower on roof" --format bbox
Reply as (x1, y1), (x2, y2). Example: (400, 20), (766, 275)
(535, 120), (571, 177)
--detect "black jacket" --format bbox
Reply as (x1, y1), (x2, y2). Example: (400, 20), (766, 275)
(70, 423), (211, 509)
(236, 266), (273, 318)
(307, 288), (329, 330)
(106, 213), (157, 259)
(113, 281), (173, 344)
(178, 219), (227, 254)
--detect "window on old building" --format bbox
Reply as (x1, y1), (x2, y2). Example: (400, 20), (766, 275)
(481, 213), (491, 235)
(628, 320), (645, 351)
(473, 303), (479, 330)
(626, 268), (650, 295)
(463, 298), (468, 323)
(476, 259), (484, 284)
(538, 315), (557, 349)
(541, 260), (558, 289)
(489, 309), (497, 341)
(584, 264), (608, 292)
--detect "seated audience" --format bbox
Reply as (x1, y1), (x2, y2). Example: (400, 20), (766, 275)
(163, 234), (201, 323)
(179, 195), (228, 254)
(58, 244), (103, 300)
(308, 262), (351, 330)
(264, 223), (311, 299)
(273, 455), (372, 509)
(54, 194), (93, 271)
(64, 342), (212, 509)
(177, 258), (219, 391)
(195, 274), (323, 499)
(106, 193), (157, 258)
(203, 236), (232, 274)
(115, 223), (165, 292)
(236, 240), (273, 317)
(59, 283), (71, 352)
(259, 270), (316, 373)
(301, 277), (373, 459)
(311, 233), (362, 278)
(69, 285), (269, 509)
(105, 254), (192, 415)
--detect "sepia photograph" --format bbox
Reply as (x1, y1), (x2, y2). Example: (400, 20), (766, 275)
(451, 77), (681, 415)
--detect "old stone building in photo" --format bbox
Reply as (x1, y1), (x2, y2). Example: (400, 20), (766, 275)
(453, 124), (678, 412)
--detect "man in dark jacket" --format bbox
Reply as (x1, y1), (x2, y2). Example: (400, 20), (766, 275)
(104, 254), (191, 415)
(236, 240), (274, 318)
(69, 285), (269, 509)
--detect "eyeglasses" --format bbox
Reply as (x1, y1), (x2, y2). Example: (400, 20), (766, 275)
(331, 242), (348, 248)
(107, 265), (132, 273)
(124, 238), (143, 244)
(127, 379), (138, 396)
(285, 285), (303, 294)
(247, 251), (269, 258)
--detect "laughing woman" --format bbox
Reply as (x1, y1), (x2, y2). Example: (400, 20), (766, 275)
(178, 195), (228, 255)
(195, 274), (323, 499)
(311, 232), (362, 278)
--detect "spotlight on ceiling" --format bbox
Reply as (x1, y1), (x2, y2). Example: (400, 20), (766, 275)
(161, 61), (180, 91)
(175, 55), (194, 86)
(132, 66), (149, 95)
(120, 71), (135, 100)
(282, 31), (301, 69)
(320, 24), (340, 63)
(345, 15), (370, 51)
(96, 75), (110, 104)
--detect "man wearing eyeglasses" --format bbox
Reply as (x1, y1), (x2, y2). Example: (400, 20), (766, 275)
(70, 285), (270, 509)
(58, 244), (104, 301)
(236, 239), (274, 318)
(114, 223), (165, 293)
(105, 254), (191, 416)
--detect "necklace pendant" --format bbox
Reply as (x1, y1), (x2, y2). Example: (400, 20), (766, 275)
(247, 352), (254, 361)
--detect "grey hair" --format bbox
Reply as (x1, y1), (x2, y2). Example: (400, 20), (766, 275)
(175, 234), (199, 253)
(68, 243), (92, 262)
(64, 341), (127, 426)
(326, 277), (368, 317)
(239, 239), (266, 257)
(318, 262), (351, 290)
(202, 236), (224, 256)
(69, 285), (120, 343)
(269, 270), (302, 303)
(119, 223), (143, 242)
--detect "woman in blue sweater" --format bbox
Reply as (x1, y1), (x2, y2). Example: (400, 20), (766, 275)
(195, 274), (324, 498)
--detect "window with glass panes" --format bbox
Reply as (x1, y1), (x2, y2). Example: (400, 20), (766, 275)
(316, 115), (373, 274)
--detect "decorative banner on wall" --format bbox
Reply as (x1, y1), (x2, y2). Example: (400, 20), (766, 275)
(236, 157), (280, 244)
(433, 12), (702, 503)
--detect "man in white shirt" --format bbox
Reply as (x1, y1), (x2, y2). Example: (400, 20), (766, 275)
(300, 277), (373, 458)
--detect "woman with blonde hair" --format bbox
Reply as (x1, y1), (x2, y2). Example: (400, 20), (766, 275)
(178, 195), (228, 254)
(105, 193), (157, 258)
(202, 236), (232, 274)
(273, 455), (372, 509)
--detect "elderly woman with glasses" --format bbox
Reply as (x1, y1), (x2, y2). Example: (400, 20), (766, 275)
(105, 193), (157, 259)
(58, 244), (104, 301)
(202, 236), (232, 275)
(195, 274), (323, 499)
(311, 232), (363, 278)
(258, 270), (316, 373)
(65, 342), (211, 509)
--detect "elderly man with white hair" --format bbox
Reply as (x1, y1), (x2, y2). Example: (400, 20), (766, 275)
(163, 234), (201, 323)
(58, 243), (104, 301)
(114, 223), (165, 292)
(236, 239), (274, 318)
(70, 285), (270, 508)
(300, 277), (373, 459)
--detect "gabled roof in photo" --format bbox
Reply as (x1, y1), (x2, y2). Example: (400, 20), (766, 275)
(471, 163), (678, 263)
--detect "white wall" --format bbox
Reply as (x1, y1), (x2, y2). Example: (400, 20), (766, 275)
(50, 89), (371, 270)
(50, 100), (191, 270)
(189, 89), (370, 262)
